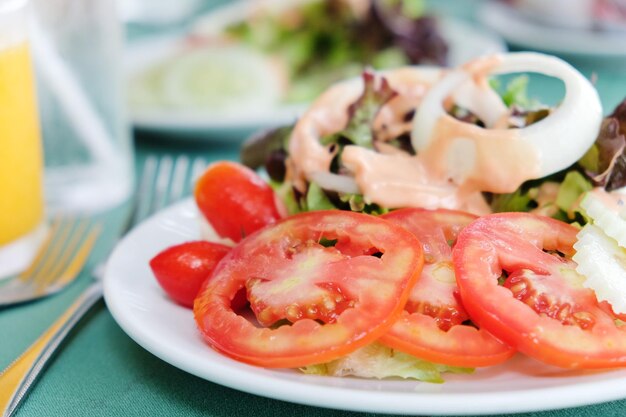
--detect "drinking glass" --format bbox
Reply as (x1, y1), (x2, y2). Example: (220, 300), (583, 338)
(31, 0), (134, 213)
(0, 0), (47, 278)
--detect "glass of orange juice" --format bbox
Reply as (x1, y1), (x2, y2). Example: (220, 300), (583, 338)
(0, 0), (47, 278)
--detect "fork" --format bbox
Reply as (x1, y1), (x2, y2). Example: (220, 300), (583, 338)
(0, 217), (101, 308)
(0, 154), (207, 417)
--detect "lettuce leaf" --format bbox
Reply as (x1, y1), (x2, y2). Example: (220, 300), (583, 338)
(578, 102), (626, 191)
(325, 70), (398, 149)
(305, 182), (337, 211)
(500, 75), (530, 108)
(240, 125), (292, 172)
(301, 342), (473, 383)
(491, 171), (592, 223)
(555, 171), (593, 214)
(270, 180), (302, 216)
(227, 0), (445, 103)
(490, 187), (535, 213)
(339, 193), (389, 215)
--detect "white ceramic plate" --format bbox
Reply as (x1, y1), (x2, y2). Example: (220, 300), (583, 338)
(104, 198), (626, 415)
(479, 2), (626, 58)
(125, 0), (505, 139)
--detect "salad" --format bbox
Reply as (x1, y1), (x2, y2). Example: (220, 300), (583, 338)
(149, 51), (626, 383)
(129, 0), (451, 113)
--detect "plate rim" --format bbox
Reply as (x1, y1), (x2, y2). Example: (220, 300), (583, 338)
(104, 198), (626, 416)
(479, 2), (626, 58)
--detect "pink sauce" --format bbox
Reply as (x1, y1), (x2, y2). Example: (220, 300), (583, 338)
(419, 114), (540, 194)
(286, 66), (541, 215)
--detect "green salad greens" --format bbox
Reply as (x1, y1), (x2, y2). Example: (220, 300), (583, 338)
(242, 69), (626, 226)
(492, 98), (626, 224)
(226, 0), (446, 102)
(301, 342), (473, 383)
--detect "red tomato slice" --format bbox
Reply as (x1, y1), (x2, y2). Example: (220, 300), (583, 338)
(149, 241), (232, 308)
(453, 212), (626, 369)
(194, 161), (284, 242)
(194, 210), (424, 368)
(380, 208), (515, 367)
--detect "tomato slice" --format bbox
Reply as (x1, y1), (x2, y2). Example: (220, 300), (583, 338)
(193, 210), (424, 368)
(379, 208), (515, 367)
(453, 212), (626, 369)
(194, 161), (284, 242)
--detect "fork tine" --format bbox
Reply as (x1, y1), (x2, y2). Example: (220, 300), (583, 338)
(53, 224), (101, 288)
(17, 217), (62, 282)
(33, 218), (90, 291)
(20, 217), (74, 285)
(152, 155), (174, 213)
(0, 219), (102, 307)
(191, 157), (208, 183)
(134, 156), (158, 224)
(169, 155), (189, 204)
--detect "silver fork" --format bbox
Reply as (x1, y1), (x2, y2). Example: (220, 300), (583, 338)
(0, 154), (207, 417)
(0, 217), (101, 307)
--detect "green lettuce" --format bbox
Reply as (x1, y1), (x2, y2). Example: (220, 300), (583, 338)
(305, 182), (337, 211)
(555, 171), (593, 214)
(578, 100), (626, 191)
(500, 75), (531, 108)
(339, 193), (389, 215)
(324, 70), (398, 149)
(491, 171), (592, 223)
(301, 342), (473, 383)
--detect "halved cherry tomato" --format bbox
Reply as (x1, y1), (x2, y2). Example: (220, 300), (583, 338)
(453, 212), (626, 369)
(380, 208), (515, 367)
(194, 210), (424, 368)
(150, 241), (232, 308)
(194, 161), (284, 242)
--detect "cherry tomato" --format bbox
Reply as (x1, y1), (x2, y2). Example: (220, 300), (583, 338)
(150, 241), (232, 308)
(194, 210), (424, 368)
(453, 212), (626, 369)
(380, 208), (515, 367)
(194, 161), (284, 242)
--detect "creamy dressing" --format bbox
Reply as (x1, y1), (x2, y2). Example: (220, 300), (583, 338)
(287, 78), (360, 190)
(286, 65), (530, 214)
(287, 67), (442, 193)
(341, 146), (491, 214)
(419, 114), (540, 194)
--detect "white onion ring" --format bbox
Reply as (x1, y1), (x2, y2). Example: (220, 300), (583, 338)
(309, 171), (361, 195)
(412, 52), (603, 179)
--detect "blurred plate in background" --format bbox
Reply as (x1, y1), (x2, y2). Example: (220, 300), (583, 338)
(479, 2), (626, 59)
(125, 0), (505, 141)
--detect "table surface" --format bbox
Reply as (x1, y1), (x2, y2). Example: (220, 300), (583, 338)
(3, 1), (626, 416)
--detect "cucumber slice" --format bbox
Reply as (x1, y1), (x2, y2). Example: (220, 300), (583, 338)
(150, 46), (284, 112)
(580, 190), (626, 249)
(573, 224), (626, 314)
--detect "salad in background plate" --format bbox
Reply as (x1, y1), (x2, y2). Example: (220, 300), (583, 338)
(126, 0), (505, 136)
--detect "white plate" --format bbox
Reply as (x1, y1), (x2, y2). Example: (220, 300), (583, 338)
(125, 0), (505, 139)
(104, 198), (626, 415)
(479, 2), (626, 58)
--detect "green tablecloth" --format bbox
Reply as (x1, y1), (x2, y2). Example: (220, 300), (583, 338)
(3, 0), (626, 416)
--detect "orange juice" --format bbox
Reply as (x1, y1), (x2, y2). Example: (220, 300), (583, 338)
(0, 41), (44, 246)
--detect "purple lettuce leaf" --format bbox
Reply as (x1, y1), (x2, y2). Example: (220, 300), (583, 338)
(579, 99), (626, 191)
